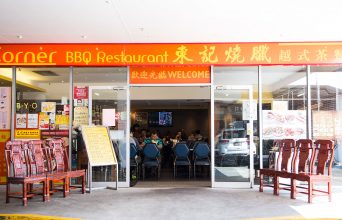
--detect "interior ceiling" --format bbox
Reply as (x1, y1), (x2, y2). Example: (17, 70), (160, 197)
(1, 0), (342, 43)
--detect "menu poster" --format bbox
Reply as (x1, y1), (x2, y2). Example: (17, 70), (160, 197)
(312, 111), (335, 139)
(16, 114), (27, 128)
(56, 115), (69, 130)
(262, 110), (306, 140)
(64, 104), (70, 114)
(27, 114), (39, 128)
(74, 106), (89, 125)
(39, 112), (49, 130)
(0, 87), (11, 129)
(74, 86), (88, 99)
(56, 105), (64, 114)
(41, 102), (56, 113)
(81, 126), (117, 166)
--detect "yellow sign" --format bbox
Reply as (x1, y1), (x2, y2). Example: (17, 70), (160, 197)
(81, 126), (117, 166)
(0, 130), (11, 142)
(0, 214), (81, 220)
(56, 115), (69, 125)
(15, 129), (41, 139)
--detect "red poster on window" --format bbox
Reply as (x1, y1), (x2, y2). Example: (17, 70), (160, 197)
(74, 86), (88, 99)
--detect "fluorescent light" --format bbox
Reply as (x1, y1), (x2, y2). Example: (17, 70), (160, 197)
(297, 93), (304, 97)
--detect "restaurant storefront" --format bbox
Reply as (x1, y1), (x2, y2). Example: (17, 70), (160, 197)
(1, 42), (342, 188)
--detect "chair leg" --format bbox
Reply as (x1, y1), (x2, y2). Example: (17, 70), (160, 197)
(142, 165), (145, 181)
(194, 164), (196, 180)
(82, 174), (86, 194)
(291, 178), (296, 199)
(23, 183), (27, 206)
(6, 182), (10, 203)
(43, 181), (46, 202)
(308, 181), (313, 203)
(259, 173), (264, 192)
(46, 180), (50, 202)
(158, 165), (161, 180)
(174, 164), (176, 179)
(188, 165), (191, 180)
(273, 176), (279, 195)
(328, 180), (332, 202)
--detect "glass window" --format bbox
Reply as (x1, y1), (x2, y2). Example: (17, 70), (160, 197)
(15, 68), (70, 142)
(0, 68), (12, 184)
(73, 67), (128, 186)
(261, 66), (307, 168)
(213, 66), (258, 185)
(310, 66), (342, 164)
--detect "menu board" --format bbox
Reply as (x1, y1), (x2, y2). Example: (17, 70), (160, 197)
(74, 106), (89, 125)
(262, 110), (306, 140)
(0, 87), (11, 129)
(312, 111), (335, 139)
(81, 126), (117, 166)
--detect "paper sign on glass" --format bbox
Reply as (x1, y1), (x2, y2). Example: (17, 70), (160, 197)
(102, 109), (116, 127)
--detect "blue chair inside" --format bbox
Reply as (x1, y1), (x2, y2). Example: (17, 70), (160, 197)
(173, 142), (191, 179)
(174, 142), (190, 163)
(193, 142), (210, 178)
(194, 142), (210, 160)
(142, 143), (160, 180)
(130, 143), (138, 159)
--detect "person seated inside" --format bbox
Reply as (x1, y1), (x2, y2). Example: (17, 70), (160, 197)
(195, 129), (203, 141)
(142, 131), (163, 150)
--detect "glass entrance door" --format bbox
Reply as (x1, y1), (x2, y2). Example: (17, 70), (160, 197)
(89, 86), (129, 188)
(212, 85), (254, 188)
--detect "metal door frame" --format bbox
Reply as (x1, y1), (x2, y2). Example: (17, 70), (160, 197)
(89, 85), (130, 188)
(211, 85), (254, 188)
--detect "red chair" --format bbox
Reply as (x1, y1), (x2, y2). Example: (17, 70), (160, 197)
(61, 140), (86, 194)
(259, 139), (296, 195)
(44, 139), (70, 200)
(291, 140), (334, 203)
(274, 139), (314, 197)
(5, 141), (47, 206)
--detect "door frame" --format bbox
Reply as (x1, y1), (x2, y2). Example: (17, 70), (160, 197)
(88, 85), (130, 188)
(211, 85), (254, 188)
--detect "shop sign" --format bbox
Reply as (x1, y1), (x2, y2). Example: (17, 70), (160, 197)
(15, 129), (41, 139)
(1, 43), (342, 66)
(74, 86), (88, 99)
(130, 66), (210, 84)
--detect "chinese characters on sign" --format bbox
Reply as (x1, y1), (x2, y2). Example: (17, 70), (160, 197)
(1, 43), (342, 66)
(130, 66), (210, 84)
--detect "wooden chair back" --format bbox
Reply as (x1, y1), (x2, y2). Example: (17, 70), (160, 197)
(27, 140), (47, 175)
(276, 139), (296, 172)
(5, 141), (26, 177)
(47, 139), (67, 172)
(312, 140), (334, 175)
(295, 139), (314, 173)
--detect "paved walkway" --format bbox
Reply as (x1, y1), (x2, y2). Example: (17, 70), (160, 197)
(1, 167), (342, 220)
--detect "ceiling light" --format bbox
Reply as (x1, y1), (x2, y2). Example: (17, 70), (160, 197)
(105, 0), (111, 3)
(297, 93), (304, 97)
(81, 35), (87, 39)
(94, 92), (100, 96)
(17, 35), (23, 39)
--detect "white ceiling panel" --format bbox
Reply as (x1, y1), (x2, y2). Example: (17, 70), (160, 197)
(1, 0), (342, 43)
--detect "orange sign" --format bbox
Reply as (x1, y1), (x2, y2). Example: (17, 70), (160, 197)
(1, 42), (342, 66)
(130, 66), (210, 84)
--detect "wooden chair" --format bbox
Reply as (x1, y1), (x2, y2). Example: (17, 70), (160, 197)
(259, 139), (296, 195)
(61, 140), (86, 194)
(5, 141), (47, 206)
(44, 139), (70, 200)
(291, 140), (334, 203)
(274, 139), (313, 197)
